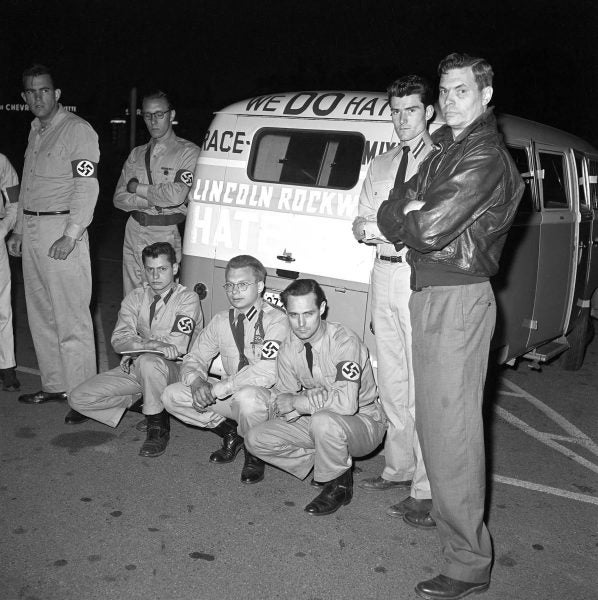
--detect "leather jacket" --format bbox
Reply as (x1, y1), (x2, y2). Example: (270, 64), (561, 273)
(377, 109), (524, 290)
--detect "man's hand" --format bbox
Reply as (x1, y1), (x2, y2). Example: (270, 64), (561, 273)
(351, 216), (367, 241)
(274, 393), (296, 415)
(305, 387), (328, 410)
(48, 235), (76, 260)
(120, 355), (134, 374)
(190, 376), (215, 412)
(144, 340), (180, 360)
(7, 233), (23, 257)
(127, 178), (139, 194)
(403, 200), (425, 214)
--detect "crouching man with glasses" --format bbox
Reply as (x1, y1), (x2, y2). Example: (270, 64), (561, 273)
(113, 89), (199, 295)
(162, 255), (289, 484)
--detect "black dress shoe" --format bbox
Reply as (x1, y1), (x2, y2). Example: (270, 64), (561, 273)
(387, 496), (432, 518)
(358, 475), (412, 491)
(304, 469), (353, 516)
(310, 478), (325, 488)
(415, 574), (489, 599)
(403, 510), (437, 529)
(209, 419), (244, 463)
(241, 449), (265, 484)
(18, 390), (67, 404)
(0, 367), (20, 391)
(64, 409), (89, 425)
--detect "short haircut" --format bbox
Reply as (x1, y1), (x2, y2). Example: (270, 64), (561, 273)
(438, 53), (494, 90)
(387, 74), (433, 107)
(141, 242), (176, 265)
(281, 279), (326, 309)
(142, 89), (173, 110)
(225, 255), (267, 282)
(22, 64), (56, 88)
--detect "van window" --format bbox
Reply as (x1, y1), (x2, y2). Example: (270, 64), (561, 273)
(538, 151), (568, 209)
(249, 128), (364, 190)
(589, 159), (598, 209)
(575, 155), (587, 206)
(506, 146), (534, 212)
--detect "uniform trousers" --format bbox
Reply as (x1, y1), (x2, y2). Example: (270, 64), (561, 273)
(409, 281), (495, 583)
(245, 408), (386, 483)
(69, 353), (179, 428)
(123, 217), (182, 296)
(22, 215), (95, 393)
(162, 382), (271, 437)
(0, 239), (15, 369)
(372, 258), (430, 498)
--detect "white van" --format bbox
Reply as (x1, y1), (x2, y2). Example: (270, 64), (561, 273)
(182, 91), (598, 371)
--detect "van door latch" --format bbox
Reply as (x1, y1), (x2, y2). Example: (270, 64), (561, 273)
(277, 250), (296, 263)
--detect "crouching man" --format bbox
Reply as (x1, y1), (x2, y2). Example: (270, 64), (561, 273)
(245, 279), (387, 516)
(67, 242), (200, 457)
(161, 255), (289, 483)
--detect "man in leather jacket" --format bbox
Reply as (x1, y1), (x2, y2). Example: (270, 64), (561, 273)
(378, 53), (524, 600)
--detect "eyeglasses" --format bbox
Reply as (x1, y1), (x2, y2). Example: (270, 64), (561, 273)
(223, 281), (257, 293)
(142, 109), (171, 121)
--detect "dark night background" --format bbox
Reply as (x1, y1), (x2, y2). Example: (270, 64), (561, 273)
(2, 0), (597, 182)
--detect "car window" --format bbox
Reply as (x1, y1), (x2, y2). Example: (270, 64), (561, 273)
(506, 146), (535, 213)
(588, 159), (598, 209)
(538, 151), (568, 209)
(249, 128), (364, 189)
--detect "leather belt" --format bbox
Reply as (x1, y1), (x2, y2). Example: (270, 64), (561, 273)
(377, 254), (403, 263)
(131, 211), (185, 226)
(23, 209), (70, 216)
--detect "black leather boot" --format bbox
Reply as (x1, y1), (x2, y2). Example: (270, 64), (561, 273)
(139, 411), (170, 458)
(304, 469), (353, 516)
(0, 367), (20, 391)
(209, 418), (244, 463)
(241, 448), (265, 484)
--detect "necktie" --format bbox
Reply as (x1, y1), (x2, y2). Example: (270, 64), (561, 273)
(304, 342), (313, 376)
(149, 294), (160, 324)
(232, 312), (250, 372)
(390, 145), (410, 251)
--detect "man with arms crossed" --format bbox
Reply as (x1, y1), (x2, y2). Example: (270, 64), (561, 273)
(68, 242), (200, 458)
(162, 255), (289, 484)
(378, 53), (523, 599)
(352, 75), (435, 519)
(114, 90), (199, 295)
(8, 64), (99, 406)
(245, 279), (387, 516)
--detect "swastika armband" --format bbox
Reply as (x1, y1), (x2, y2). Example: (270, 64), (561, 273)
(175, 169), (194, 186)
(171, 315), (196, 336)
(260, 340), (280, 360)
(335, 361), (361, 382)
(71, 160), (98, 178)
(6, 184), (20, 203)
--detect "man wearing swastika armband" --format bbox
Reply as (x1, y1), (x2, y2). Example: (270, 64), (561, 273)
(245, 279), (387, 516)
(7, 64), (100, 407)
(67, 242), (201, 458)
(114, 90), (199, 296)
(162, 255), (289, 484)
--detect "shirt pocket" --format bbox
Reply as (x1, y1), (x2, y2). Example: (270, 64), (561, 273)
(34, 143), (70, 178)
(372, 177), (394, 201)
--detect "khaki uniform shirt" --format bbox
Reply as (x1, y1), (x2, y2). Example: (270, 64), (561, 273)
(113, 129), (199, 216)
(16, 106), (99, 239)
(111, 282), (201, 357)
(181, 298), (289, 396)
(276, 321), (383, 420)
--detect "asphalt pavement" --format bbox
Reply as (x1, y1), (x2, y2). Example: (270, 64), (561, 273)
(1, 211), (597, 600)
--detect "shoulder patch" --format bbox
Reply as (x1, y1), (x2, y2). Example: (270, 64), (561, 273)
(261, 340), (281, 360)
(71, 160), (98, 178)
(175, 169), (194, 186)
(171, 314), (196, 336)
(335, 361), (361, 382)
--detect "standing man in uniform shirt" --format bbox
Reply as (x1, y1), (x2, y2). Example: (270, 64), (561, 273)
(113, 90), (200, 296)
(162, 255), (289, 484)
(245, 279), (387, 516)
(0, 153), (21, 391)
(7, 64), (99, 405)
(352, 75), (435, 518)
(68, 242), (200, 458)
(378, 53), (524, 600)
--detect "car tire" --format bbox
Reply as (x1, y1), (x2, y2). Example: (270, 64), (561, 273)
(558, 307), (593, 371)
